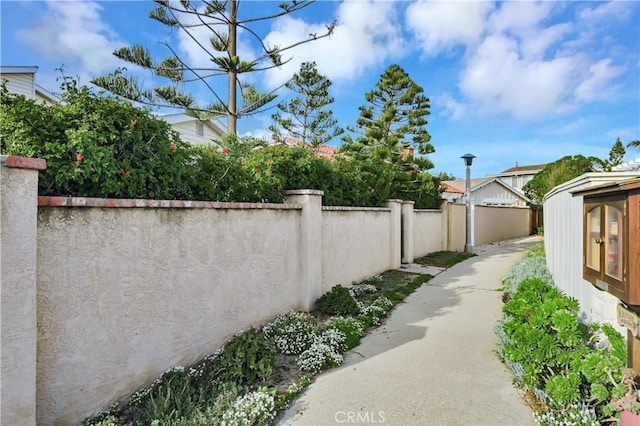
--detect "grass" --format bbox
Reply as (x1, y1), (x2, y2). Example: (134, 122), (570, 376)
(414, 250), (475, 267)
(85, 250), (473, 426)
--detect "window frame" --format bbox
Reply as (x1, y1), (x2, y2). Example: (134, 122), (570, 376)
(583, 193), (628, 300)
(196, 121), (204, 137)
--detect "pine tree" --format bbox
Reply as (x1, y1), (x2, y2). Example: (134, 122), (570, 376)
(269, 62), (343, 150)
(342, 64), (437, 204)
(91, 0), (336, 135)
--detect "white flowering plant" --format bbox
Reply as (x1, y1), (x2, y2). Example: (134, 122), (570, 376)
(324, 316), (364, 350)
(263, 311), (318, 355)
(297, 329), (346, 373)
(221, 389), (275, 426)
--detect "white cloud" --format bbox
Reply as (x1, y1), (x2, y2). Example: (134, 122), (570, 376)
(578, 1), (634, 25)
(436, 93), (465, 120)
(262, 0), (406, 89)
(460, 34), (577, 118)
(17, 0), (125, 76)
(575, 59), (623, 102)
(405, 1), (493, 56)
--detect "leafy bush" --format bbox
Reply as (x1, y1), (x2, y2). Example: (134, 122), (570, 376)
(502, 243), (552, 297)
(359, 296), (394, 326)
(1, 79), (194, 200)
(263, 311), (318, 355)
(315, 285), (361, 316)
(497, 245), (629, 423)
(209, 328), (277, 385)
(324, 316), (364, 350)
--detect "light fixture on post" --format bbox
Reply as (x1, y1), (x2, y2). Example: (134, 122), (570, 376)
(461, 153), (476, 254)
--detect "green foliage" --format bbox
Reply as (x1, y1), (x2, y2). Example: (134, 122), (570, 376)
(270, 61), (343, 147)
(210, 328), (277, 385)
(1, 79), (193, 199)
(323, 316), (364, 350)
(497, 244), (630, 423)
(91, 0), (333, 134)
(341, 64), (442, 208)
(523, 155), (600, 204)
(315, 285), (361, 316)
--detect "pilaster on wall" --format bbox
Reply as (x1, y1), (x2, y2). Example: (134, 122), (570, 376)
(401, 201), (415, 264)
(0, 156), (45, 426)
(386, 200), (402, 269)
(284, 190), (323, 311)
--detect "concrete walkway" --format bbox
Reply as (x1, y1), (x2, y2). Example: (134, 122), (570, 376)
(277, 236), (541, 426)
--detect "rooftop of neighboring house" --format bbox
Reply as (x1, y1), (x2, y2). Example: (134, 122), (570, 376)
(279, 137), (339, 159)
(498, 162), (547, 174)
(612, 157), (640, 172)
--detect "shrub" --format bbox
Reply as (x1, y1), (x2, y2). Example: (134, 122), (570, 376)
(297, 329), (346, 373)
(209, 328), (277, 385)
(498, 245), (628, 423)
(220, 389), (276, 426)
(1, 79), (194, 200)
(324, 316), (364, 350)
(263, 311), (318, 355)
(359, 296), (394, 326)
(315, 285), (360, 316)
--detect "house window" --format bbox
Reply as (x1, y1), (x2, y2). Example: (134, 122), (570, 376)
(196, 121), (204, 137)
(583, 194), (627, 299)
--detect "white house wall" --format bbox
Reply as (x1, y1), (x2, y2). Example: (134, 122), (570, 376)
(170, 121), (222, 145)
(470, 181), (527, 206)
(1, 72), (35, 98)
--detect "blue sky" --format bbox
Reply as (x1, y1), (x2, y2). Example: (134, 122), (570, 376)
(1, 0), (639, 178)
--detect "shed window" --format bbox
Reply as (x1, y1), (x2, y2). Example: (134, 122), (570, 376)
(583, 195), (626, 299)
(196, 121), (204, 137)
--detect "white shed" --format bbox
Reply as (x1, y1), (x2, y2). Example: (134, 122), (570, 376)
(543, 170), (639, 334)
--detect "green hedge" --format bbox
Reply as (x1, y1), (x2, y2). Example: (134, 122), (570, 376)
(1, 80), (442, 208)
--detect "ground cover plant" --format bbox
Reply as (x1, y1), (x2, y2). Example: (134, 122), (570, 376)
(84, 252), (470, 425)
(496, 243), (636, 425)
(414, 250), (475, 268)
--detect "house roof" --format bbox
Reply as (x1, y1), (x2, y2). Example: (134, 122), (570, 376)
(280, 137), (339, 159)
(441, 178), (491, 192)
(612, 158), (640, 172)
(0, 66), (39, 74)
(440, 182), (464, 194)
(571, 176), (640, 197)
(500, 163), (547, 173)
(36, 84), (60, 103)
(442, 177), (533, 204)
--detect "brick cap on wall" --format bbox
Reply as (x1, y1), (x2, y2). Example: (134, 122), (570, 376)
(1, 155), (47, 170)
(283, 189), (324, 196)
(38, 196), (302, 210)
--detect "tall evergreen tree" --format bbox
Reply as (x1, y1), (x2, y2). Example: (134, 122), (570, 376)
(92, 0), (336, 135)
(342, 64), (437, 205)
(269, 62), (343, 150)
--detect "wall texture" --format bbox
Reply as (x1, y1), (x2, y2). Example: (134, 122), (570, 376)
(0, 156), (45, 426)
(1, 157), (533, 425)
(413, 209), (445, 257)
(36, 203), (303, 424)
(474, 205), (531, 246)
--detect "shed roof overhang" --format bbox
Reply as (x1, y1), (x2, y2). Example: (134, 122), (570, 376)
(571, 177), (640, 197)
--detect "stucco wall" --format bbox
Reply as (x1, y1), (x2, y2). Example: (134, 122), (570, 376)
(321, 207), (393, 293)
(474, 206), (530, 246)
(2, 156), (539, 424)
(413, 209), (445, 257)
(1, 158), (44, 426)
(447, 203), (466, 251)
(35, 205), (302, 424)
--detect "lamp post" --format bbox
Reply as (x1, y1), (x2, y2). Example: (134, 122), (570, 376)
(461, 153), (476, 254)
